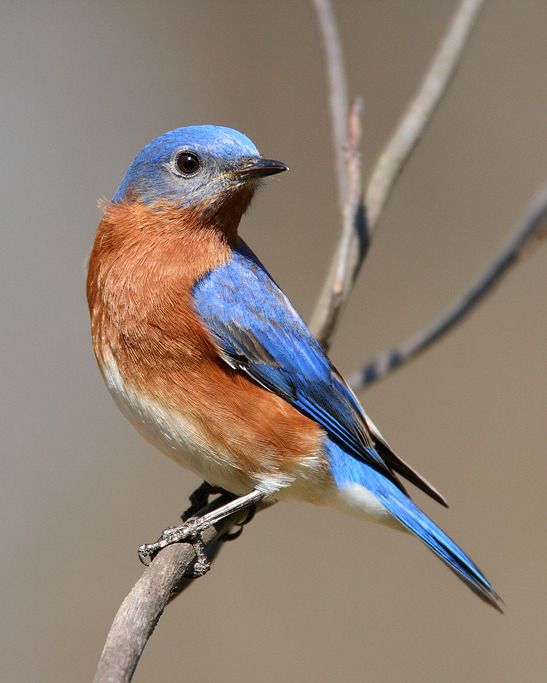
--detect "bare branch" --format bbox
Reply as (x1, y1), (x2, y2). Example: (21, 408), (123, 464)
(365, 0), (484, 230)
(348, 182), (547, 392)
(310, 0), (484, 347)
(310, 0), (350, 211)
(94, 497), (253, 683)
(309, 0), (365, 348)
(310, 99), (366, 347)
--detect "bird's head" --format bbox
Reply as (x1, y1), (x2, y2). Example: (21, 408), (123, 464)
(113, 126), (287, 219)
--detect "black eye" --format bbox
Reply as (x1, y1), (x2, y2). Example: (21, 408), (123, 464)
(174, 151), (200, 176)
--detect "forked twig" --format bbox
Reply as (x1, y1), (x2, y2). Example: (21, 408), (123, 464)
(310, 0), (485, 347)
(310, 0), (366, 346)
(311, 98), (366, 346)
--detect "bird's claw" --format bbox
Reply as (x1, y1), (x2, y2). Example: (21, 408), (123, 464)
(139, 484), (259, 569)
(138, 519), (207, 568)
(188, 534), (210, 577)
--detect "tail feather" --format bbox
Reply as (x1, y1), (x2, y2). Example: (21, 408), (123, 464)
(374, 478), (503, 611)
(328, 441), (503, 611)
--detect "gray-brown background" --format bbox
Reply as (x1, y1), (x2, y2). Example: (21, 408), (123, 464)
(2, 2), (546, 681)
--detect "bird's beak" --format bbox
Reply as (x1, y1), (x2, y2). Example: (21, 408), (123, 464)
(235, 158), (289, 179)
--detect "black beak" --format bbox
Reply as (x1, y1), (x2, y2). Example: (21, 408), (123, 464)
(235, 158), (288, 179)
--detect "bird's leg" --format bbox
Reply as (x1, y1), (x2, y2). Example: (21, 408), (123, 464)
(180, 482), (237, 576)
(181, 481), (235, 521)
(138, 489), (267, 566)
(222, 494), (278, 540)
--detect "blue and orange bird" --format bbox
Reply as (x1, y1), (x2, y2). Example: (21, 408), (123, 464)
(87, 125), (502, 610)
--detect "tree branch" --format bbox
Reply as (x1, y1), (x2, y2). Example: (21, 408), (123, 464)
(310, 0), (484, 348)
(365, 0), (484, 231)
(309, 0), (365, 347)
(94, 495), (254, 683)
(310, 0), (350, 212)
(309, 97), (365, 347)
(348, 182), (547, 392)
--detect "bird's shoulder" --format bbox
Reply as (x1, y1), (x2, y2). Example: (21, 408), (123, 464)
(193, 240), (334, 383)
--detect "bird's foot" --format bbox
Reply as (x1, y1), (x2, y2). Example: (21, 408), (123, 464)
(181, 481), (234, 521)
(139, 488), (266, 568)
(186, 534), (210, 577)
(138, 518), (210, 572)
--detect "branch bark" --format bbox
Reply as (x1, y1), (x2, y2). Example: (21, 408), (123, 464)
(364, 0), (484, 231)
(309, 0), (363, 346)
(310, 0), (484, 348)
(347, 182), (547, 392)
(94, 496), (251, 683)
(310, 0), (350, 212)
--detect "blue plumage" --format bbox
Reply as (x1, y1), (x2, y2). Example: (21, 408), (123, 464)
(193, 240), (502, 611)
(327, 439), (500, 607)
(92, 126), (499, 609)
(193, 241), (395, 482)
(114, 125), (260, 205)
(107, 124), (501, 610)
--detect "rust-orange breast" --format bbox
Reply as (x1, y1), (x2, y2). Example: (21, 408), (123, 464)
(87, 201), (325, 490)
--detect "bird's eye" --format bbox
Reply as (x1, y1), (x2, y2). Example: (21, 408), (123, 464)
(174, 151), (201, 176)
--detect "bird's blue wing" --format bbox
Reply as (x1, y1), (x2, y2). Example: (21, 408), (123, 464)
(192, 240), (400, 486)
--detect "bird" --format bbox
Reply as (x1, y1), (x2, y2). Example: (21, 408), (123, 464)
(87, 124), (502, 610)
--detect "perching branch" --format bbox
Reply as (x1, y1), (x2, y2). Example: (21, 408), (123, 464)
(94, 494), (256, 683)
(348, 182), (547, 392)
(310, 0), (484, 348)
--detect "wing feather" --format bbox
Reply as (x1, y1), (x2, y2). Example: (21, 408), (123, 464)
(193, 241), (443, 503)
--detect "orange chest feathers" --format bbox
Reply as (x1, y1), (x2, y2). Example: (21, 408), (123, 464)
(87, 202), (229, 391)
(86, 201), (325, 488)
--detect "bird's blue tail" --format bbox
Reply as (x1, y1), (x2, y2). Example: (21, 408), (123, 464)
(327, 441), (503, 611)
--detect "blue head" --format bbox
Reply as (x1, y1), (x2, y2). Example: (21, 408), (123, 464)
(113, 125), (287, 207)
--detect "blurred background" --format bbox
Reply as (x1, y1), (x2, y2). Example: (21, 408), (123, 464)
(2, 2), (546, 681)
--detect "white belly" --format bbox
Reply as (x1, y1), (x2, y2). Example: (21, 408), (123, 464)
(99, 350), (396, 526)
(100, 350), (253, 494)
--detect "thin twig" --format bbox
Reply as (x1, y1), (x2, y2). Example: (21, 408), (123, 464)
(310, 0), (484, 347)
(309, 0), (365, 347)
(310, 0), (350, 211)
(348, 182), (547, 392)
(365, 0), (484, 230)
(310, 99), (366, 346)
